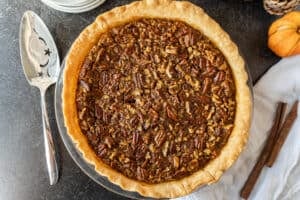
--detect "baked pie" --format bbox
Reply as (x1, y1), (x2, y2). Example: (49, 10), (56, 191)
(62, 0), (252, 198)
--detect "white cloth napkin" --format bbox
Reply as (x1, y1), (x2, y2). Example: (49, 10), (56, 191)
(176, 55), (300, 200)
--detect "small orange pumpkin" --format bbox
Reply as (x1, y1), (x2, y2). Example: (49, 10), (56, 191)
(268, 11), (300, 57)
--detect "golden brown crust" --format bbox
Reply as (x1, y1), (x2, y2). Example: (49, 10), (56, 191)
(62, 0), (252, 198)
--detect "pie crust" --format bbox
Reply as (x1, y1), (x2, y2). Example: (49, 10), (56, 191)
(62, 0), (252, 198)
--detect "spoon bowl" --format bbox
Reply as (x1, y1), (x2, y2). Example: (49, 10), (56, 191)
(20, 11), (60, 88)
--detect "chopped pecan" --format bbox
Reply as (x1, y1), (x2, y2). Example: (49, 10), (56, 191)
(165, 45), (178, 54)
(79, 80), (90, 91)
(149, 143), (155, 153)
(166, 105), (178, 121)
(154, 130), (166, 147)
(95, 106), (103, 119)
(149, 108), (159, 122)
(188, 159), (199, 171)
(95, 48), (104, 63)
(154, 54), (161, 63)
(132, 132), (139, 147)
(202, 78), (211, 94)
(104, 136), (114, 149)
(214, 71), (225, 82)
(97, 144), (107, 157)
(185, 101), (191, 115)
(173, 156), (180, 169)
(184, 34), (190, 47)
(137, 166), (147, 180)
(168, 83), (181, 95)
(136, 144), (147, 160)
(102, 112), (111, 124)
(162, 141), (169, 157)
(142, 133), (150, 144)
(79, 59), (91, 78)
(78, 107), (87, 120)
(133, 72), (143, 89)
(100, 71), (109, 85)
(197, 95), (211, 104)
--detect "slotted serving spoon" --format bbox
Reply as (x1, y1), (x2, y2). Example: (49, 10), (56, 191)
(19, 11), (60, 185)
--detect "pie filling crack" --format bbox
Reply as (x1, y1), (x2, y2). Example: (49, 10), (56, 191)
(63, 0), (252, 198)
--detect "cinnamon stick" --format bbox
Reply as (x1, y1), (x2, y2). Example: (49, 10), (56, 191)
(275, 103), (288, 138)
(266, 100), (298, 167)
(240, 102), (285, 199)
(265, 103), (287, 165)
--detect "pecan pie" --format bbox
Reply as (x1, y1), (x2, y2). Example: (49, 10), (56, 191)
(62, 0), (252, 198)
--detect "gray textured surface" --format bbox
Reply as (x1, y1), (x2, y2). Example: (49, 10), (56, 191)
(0, 0), (279, 200)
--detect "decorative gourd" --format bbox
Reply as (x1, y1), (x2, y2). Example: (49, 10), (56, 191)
(268, 11), (300, 57)
(263, 0), (299, 15)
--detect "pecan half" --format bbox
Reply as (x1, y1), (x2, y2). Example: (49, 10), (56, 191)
(154, 130), (166, 147)
(166, 105), (178, 121)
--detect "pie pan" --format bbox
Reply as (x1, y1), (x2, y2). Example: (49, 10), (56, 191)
(55, 0), (253, 198)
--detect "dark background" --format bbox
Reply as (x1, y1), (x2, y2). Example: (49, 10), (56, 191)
(0, 0), (279, 199)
